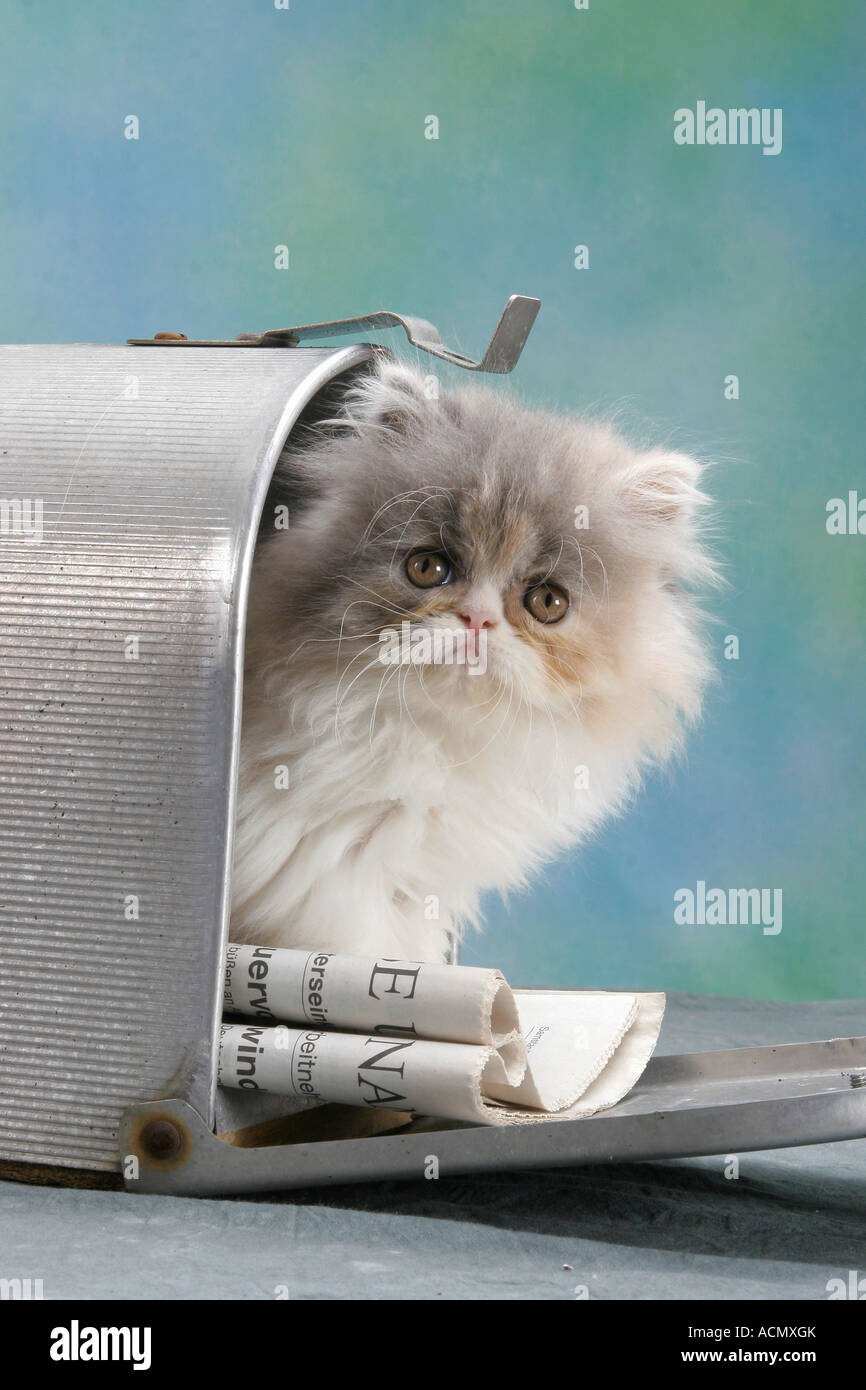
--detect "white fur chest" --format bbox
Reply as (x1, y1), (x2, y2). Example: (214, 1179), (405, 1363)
(230, 670), (628, 962)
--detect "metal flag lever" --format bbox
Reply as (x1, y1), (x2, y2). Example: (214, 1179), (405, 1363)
(257, 294), (541, 372)
(128, 294), (542, 374)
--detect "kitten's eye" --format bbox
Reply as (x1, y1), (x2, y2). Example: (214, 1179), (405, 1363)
(405, 550), (452, 588)
(524, 582), (569, 624)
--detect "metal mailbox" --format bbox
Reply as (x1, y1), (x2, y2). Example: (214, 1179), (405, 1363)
(2, 298), (864, 1195)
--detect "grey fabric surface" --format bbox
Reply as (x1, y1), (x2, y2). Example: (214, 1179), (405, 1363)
(1, 993), (864, 1301)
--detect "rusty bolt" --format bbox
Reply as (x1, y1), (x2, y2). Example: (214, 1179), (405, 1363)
(153, 331), (188, 341)
(139, 1117), (185, 1160)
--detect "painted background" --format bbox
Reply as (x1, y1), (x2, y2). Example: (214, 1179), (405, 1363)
(1, 0), (863, 998)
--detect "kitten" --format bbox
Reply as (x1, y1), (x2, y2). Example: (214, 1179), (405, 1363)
(230, 355), (715, 963)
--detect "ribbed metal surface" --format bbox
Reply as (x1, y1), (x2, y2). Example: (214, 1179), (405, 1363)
(0, 342), (371, 1170)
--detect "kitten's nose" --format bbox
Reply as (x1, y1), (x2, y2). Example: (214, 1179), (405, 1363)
(457, 607), (498, 632)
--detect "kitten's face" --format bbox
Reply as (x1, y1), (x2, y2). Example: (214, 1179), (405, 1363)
(250, 359), (713, 743)
(332, 467), (603, 709)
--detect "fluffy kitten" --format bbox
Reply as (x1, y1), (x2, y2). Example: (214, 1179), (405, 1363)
(231, 355), (714, 962)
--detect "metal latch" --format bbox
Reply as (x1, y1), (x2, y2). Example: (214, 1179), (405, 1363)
(128, 294), (541, 374)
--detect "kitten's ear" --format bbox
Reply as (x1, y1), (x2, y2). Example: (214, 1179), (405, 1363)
(620, 447), (717, 582)
(621, 448), (706, 525)
(345, 358), (436, 437)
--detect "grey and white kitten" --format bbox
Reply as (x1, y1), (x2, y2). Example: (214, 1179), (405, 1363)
(231, 355), (714, 963)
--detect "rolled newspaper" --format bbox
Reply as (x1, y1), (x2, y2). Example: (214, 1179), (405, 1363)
(220, 944), (665, 1127)
(223, 943), (520, 1045)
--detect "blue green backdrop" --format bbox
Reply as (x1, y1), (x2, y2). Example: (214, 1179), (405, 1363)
(1, 0), (863, 998)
